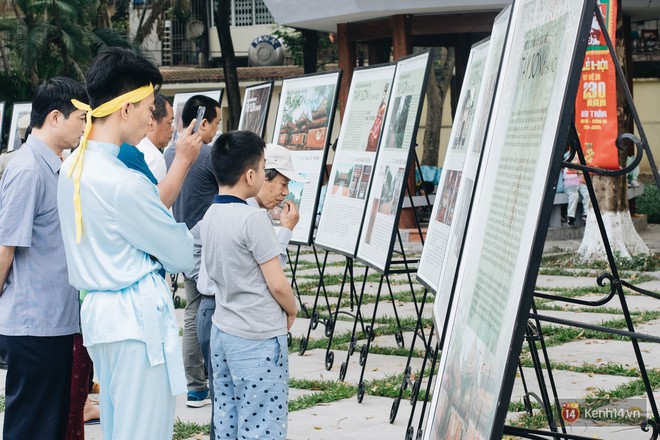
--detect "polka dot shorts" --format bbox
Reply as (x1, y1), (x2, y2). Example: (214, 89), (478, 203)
(211, 326), (289, 440)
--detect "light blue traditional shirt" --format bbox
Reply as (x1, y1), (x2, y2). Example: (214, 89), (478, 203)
(57, 140), (193, 395)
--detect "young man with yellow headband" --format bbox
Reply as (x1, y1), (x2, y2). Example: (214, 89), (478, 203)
(57, 47), (195, 440)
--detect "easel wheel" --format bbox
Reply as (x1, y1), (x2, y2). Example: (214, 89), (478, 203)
(298, 337), (308, 355)
(357, 381), (365, 403)
(339, 362), (347, 381)
(389, 398), (400, 423)
(325, 351), (334, 370)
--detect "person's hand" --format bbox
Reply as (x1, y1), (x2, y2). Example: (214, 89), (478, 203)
(175, 119), (203, 165)
(279, 200), (300, 231)
(286, 313), (296, 331)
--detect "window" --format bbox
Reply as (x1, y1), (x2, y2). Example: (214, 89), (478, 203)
(229, 0), (274, 27)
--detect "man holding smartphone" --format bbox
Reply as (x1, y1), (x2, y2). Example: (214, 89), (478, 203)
(164, 94), (221, 408)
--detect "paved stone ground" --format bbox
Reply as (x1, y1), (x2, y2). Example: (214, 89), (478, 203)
(2, 225), (660, 439)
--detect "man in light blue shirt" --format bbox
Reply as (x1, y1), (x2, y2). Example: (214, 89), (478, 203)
(0, 77), (88, 440)
(57, 48), (195, 440)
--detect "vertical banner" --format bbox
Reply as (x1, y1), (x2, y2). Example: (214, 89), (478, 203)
(271, 71), (342, 245)
(7, 102), (32, 152)
(356, 51), (433, 273)
(575, 0), (618, 169)
(315, 64), (396, 257)
(424, 0), (594, 438)
(238, 81), (274, 138)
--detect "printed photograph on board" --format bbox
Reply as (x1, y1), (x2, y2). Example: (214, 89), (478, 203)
(238, 82), (272, 137)
(377, 165), (405, 216)
(7, 103), (32, 152)
(277, 85), (335, 150)
(435, 170), (462, 225)
(383, 95), (412, 149)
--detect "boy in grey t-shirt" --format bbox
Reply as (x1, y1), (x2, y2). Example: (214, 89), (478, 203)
(200, 131), (297, 440)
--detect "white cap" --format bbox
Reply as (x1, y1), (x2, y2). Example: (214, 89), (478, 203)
(264, 143), (308, 182)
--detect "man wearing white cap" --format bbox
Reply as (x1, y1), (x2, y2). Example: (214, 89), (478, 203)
(188, 142), (306, 438)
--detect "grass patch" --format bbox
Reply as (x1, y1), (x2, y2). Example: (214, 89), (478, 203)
(518, 358), (642, 377)
(0, 394), (4, 412)
(289, 379), (356, 412)
(172, 419), (210, 440)
(541, 252), (660, 272)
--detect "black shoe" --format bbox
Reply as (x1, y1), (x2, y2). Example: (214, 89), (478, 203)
(567, 217), (575, 226)
(0, 360), (7, 370)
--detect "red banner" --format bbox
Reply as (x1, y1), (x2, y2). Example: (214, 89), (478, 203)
(575, 0), (619, 170)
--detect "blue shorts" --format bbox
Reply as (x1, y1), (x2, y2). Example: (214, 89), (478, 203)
(211, 326), (289, 439)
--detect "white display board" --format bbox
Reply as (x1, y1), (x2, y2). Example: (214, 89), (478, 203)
(355, 51), (433, 273)
(424, 0), (594, 438)
(238, 81), (273, 138)
(315, 64), (396, 256)
(416, 39), (491, 292)
(271, 71), (342, 245)
(7, 102), (31, 151)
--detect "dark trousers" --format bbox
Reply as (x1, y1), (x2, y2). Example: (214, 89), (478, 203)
(0, 334), (74, 440)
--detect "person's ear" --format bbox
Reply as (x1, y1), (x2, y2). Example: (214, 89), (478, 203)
(120, 102), (132, 120)
(48, 109), (61, 127)
(245, 167), (255, 185)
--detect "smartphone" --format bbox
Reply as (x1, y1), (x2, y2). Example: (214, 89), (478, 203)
(192, 106), (206, 133)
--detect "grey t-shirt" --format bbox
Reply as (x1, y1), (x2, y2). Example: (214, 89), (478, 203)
(201, 201), (285, 340)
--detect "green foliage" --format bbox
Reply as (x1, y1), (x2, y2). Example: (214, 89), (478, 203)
(637, 183), (660, 223)
(271, 27), (337, 70)
(172, 419), (209, 439)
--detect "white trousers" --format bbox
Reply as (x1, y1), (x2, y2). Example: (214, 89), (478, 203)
(87, 340), (176, 440)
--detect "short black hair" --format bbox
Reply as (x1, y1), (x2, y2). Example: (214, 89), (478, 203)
(85, 47), (162, 110)
(153, 93), (172, 123)
(30, 77), (88, 129)
(182, 95), (220, 127)
(265, 169), (281, 182)
(211, 131), (265, 187)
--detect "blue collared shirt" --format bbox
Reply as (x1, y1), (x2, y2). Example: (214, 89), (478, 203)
(0, 135), (79, 336)
(57, 140), (193, 394)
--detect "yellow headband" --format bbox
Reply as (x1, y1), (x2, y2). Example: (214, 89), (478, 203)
(68, 83), (155, 243)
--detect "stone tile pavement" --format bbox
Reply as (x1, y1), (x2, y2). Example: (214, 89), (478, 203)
(2, 225), (660, 439)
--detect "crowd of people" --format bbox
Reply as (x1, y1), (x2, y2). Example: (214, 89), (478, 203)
(0, 47), (303, 440)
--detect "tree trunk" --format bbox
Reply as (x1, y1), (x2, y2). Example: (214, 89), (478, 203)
(578, 2), (649, 261)
(301, 29), (318, 74)
(133, 0), (168, 46)
(215, 0), (241, 130)
(421, 48), (454, 167)
(0, 39), (10, 72)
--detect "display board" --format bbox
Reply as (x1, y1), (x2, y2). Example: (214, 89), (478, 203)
(424, 1), (594, 439)
(424, 7), (511, 334)
(7, 102), (31, 151)
(416, 39), (490, 292)
(355, 51), (433, 273)
(271, 71), (342, 245)
(170, 90), (224, 147)
(238, 81), (273, 138)
(315, 64), (396, 256)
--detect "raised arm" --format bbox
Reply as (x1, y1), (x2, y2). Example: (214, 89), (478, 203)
(157, 119), (203, 208)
